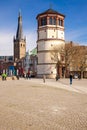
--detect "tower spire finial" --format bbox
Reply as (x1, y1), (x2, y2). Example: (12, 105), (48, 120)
(16, 10), (23, 40)
(19, 9), (21, 16)
(49, 3), (53, 9)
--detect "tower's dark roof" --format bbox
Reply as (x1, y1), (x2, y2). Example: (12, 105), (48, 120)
(43, 9), (59, 14)
(16, 11), (23, 40)
(36, 8), (65, 19)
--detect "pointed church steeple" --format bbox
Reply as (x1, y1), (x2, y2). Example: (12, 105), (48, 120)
(13, 10), (26, 62)
(16, 10), (23, 40)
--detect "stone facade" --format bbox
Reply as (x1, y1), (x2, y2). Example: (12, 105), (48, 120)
(0, 56), (14, 74)
(24, 48), (37, 77)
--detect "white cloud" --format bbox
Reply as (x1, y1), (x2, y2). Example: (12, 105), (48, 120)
(0, 31), (13, 56)
(25, 30), (37, 52)
(0, 29), (37, 56)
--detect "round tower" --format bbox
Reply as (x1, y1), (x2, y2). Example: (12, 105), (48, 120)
(36, 8), (65, 78)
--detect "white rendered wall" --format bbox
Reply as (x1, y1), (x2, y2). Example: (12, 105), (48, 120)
(57, 30), (64, 40)
(47, 29), (64, 40)
(38, 40), (65, 51)
(39, 30), (47, 39)
(37, 39), (65, 78)
(37, 64), (56, 78)
(47, 29), (57, 38)
(37, 52), (54, 63)
(39, 27), (64, 40)
(37, 22), (65, 78)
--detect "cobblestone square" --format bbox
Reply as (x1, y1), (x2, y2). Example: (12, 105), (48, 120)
(0, 78), (87, 130)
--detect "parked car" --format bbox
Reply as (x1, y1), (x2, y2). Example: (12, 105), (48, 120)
(74, 74), (78, 79)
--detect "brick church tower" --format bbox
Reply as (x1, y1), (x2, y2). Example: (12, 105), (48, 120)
(13, 11), (26, 62)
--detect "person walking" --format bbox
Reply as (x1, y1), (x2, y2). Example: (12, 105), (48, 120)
(43, 75), (46, 83)
(2, 73), (7, 81)
(56, 74), (59, 81)
(28, 70), (31, 79)
(70, 73), (73, 85)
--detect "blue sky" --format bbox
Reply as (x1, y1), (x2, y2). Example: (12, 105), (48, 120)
(0, 0), (87, 55)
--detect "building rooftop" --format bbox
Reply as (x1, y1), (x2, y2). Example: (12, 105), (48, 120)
(29, 48), (37, 56)
(36, 8), (65, 19)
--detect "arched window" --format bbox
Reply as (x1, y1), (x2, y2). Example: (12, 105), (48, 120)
(53, 18), (56, 25)
(41, 17), (47, 26)
(60, 20), (63, 26)
(58, 19), (63, 26)
(49, 17), (56, 25)
(49, 17), (52, 25)
(58, 19), (60, 25)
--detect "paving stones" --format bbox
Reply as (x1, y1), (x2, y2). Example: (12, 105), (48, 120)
(0, 79), (87, 130)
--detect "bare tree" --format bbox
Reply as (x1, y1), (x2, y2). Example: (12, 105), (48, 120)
(51, 41), (87, 78)
(65, 42), (87, 78)
(51, 44), (65, 77)
(71, 46), (87, 78)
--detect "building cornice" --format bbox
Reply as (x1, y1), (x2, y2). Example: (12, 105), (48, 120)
(37, 38), (65, 42)
(38, 26), (64, 31)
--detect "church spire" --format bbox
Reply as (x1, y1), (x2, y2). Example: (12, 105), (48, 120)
(16, 10), (23, 40)
(14, 10), (26, 62)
